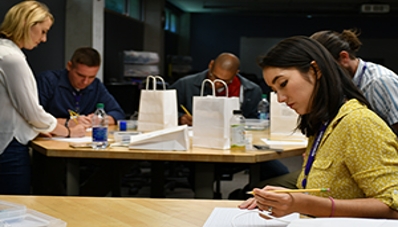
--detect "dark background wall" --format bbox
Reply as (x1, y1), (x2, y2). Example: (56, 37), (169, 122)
(103, 10), (144, 83)
(3, 2), (398, 77)
(2, 1), (398, 114)
(189, 13), (398, 73)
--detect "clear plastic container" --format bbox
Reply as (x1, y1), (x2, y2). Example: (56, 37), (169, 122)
(0, 201), (26, 221)
(113, 131), (141, 145)
(117, 120), (137, 131)
(0, 209), (67, 227)
(245, 119), (269, 131)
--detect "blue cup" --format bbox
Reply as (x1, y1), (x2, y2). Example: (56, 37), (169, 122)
(119, 121), (127, 131)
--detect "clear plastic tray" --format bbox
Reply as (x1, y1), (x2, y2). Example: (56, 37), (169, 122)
(113, 131), (141, 144)
(245, 119), (269, 131)
(117, 120), (138, 131)
(0, 209), (67, 227)
(0, 201), (26, 221)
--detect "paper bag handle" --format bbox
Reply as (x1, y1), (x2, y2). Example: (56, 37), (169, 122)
(200, 79), (215, 96)
(145, 75), (166, 90)
(200, 79), (229, 97)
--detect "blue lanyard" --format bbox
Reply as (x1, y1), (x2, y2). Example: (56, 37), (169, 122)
(301, 122), (329, 188)
(356, 62), (367, 87)
(72, 91), (82, 113)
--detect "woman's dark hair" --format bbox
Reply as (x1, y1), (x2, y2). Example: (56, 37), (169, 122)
(310, 29), (362, 60)
(257, 36), (371, 136)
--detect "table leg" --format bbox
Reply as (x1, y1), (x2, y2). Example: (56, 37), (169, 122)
(150, 161), (165, 198)
(249, 163), (260, 188)
(111, 160), (122, 197)
(66, 159), (80, 196)
(194, 162), (215, 199)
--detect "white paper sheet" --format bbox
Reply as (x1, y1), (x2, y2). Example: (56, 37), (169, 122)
(261, 138), (308, 148)
(203, 208), (398, 227)
(288, 218), (398, 227)
(50, 136), (92, 143)
(203, 207), (299, 227)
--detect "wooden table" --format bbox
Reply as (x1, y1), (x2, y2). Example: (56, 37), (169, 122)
(31, 129), (306, 198)
(0, 196), (241, 227)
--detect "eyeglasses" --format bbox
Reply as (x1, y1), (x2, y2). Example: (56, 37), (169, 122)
(209, 71), (233, 85)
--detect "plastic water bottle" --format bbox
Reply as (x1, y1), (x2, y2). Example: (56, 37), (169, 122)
(230, 110), (246, 151)
(92, 103), (108, 149)
(257, 94), (269, 120)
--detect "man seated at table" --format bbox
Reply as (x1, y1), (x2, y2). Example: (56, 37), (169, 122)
(32, 47), (125, 196)
(36, 47), (124, 128)
(170, 52), (289, 192)
(170, 52), (261, 125)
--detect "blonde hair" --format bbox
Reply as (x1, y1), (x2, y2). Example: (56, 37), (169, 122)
(0, 1), (54, 46)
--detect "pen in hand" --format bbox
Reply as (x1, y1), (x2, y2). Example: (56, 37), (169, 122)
(246, 188), (330, 195)
(68, 109), (79, 125)
(180, 104), (192, 117)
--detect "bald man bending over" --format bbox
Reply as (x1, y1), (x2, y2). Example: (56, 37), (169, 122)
(170, 53), (289, 187)
(170, 53), (262, 125)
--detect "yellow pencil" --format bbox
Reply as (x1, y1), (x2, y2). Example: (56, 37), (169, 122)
(246, 188), (330, 195)
(180, 104), (192, 117)
(68, 109), (79, 124)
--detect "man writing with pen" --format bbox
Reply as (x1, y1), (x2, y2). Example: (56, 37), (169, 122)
(35, 47), (125, 133)
(32, 47), (125, 195)
(170, 52), (262, 125)
(169, 52), (290, 189)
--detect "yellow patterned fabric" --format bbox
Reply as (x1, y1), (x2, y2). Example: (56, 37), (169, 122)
(297, 99), (398, 210)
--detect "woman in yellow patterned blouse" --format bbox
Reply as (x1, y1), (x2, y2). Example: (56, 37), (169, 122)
(239, 36), (398, 219)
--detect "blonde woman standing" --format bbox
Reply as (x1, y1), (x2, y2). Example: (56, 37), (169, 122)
(0, 1), (85, 194)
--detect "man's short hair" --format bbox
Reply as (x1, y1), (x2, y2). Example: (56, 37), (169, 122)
(70, 47), (101, 67)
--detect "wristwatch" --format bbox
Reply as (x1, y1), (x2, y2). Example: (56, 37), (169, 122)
(65, 118), (71, 137)
(65, 118), (70, 127)
(66, 126), (71, 138)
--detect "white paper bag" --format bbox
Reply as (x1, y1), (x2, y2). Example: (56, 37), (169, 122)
(137, 75), (178, 132)
(192, 79), (240, 150)
(129, 125), (189, 150)
(270, 92), (305, 140)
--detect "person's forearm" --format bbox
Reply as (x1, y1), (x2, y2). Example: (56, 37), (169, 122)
(332, 198), (398, 219)
(107, 115), (116, 125)
(296, 194), (398, 219)
(50, 123), (69, 137)
(56, 118), (68, 126)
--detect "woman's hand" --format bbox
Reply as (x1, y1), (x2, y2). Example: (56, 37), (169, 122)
(238, 197), (257, 210)
(253, 186), (297, 217)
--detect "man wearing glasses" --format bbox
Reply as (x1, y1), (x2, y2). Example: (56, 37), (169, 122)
(170, 52), (262, 126)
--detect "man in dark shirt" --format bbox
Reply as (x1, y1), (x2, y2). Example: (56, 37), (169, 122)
(32, 47), (125, 196)
(36, 47), (124, 131)
(170, 53), (261, 126)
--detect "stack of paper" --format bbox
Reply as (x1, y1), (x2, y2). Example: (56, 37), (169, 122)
(261, 138), (308, 149)
(203, 208), (299, 227)
(288, 218), (398, 227)
(203, 207), (398, 227)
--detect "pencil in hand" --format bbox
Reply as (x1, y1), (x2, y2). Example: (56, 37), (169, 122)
(180, 104), (192, 117)
(68, 109), (79, 124)
(246, 188), (330, 195)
